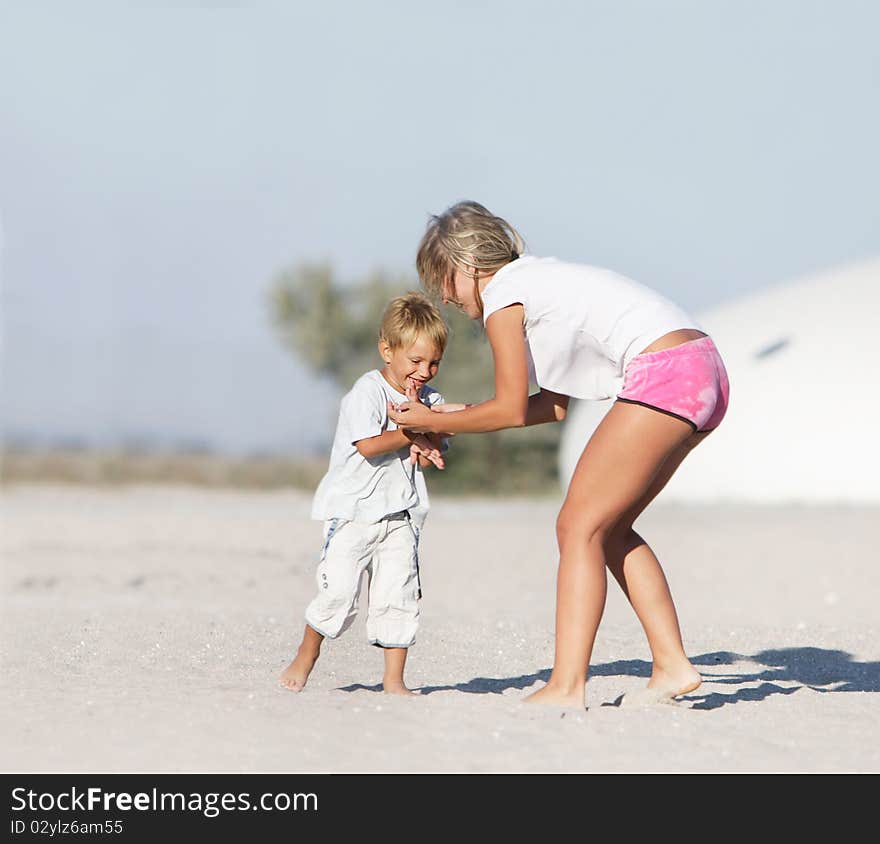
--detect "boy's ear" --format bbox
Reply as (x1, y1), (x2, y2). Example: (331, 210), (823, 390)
(378, 339), (392, 364)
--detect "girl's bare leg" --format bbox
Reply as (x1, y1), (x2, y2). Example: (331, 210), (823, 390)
(605, 533), (701, 700)
(280, 624), (324, 692)
(602, 433), (710, 700)
(525, 402), (695, 708)
(382, 647), (415, 695)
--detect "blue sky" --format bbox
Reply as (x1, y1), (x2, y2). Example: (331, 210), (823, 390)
(2, 1), (878, 454)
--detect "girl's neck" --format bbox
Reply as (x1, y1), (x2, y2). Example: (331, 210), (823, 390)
(477, 270), (497, 294)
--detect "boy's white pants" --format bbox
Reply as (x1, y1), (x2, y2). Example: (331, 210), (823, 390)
(304, 512), (421, 648)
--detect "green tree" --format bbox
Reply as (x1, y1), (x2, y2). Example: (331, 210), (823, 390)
(268, 262), (561, 495)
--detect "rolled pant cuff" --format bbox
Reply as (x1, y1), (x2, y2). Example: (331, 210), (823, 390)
(304, 618), (339, 639)
(369, 637), (416, 649)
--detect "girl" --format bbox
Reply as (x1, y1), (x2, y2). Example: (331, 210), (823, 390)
(387, 201), (729, 709)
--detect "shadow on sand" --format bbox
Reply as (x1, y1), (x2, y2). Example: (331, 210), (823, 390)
(337, 647), (879, 709)
(682, 647), (880, 710)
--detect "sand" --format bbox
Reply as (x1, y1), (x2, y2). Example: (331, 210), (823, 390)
(1, 484), (877, 773)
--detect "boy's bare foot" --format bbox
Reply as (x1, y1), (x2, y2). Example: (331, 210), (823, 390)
(523, 682), (585, 709)
(619, 665), (702, 707)
(381, 648), (413, 696)
(281, 625), (324, 692)
(279, 650), (319, 692)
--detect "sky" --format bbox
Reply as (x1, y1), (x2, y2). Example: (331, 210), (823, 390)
(1, 1), (878, 455)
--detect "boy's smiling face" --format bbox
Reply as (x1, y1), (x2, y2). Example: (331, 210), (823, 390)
(378, 334), (442, 395)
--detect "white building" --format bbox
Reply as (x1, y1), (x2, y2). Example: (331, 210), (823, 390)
(558, 259), (880, 503)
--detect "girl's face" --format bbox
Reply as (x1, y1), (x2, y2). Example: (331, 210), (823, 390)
(443, 267), (484, 320)
(379, 335), (442, 395)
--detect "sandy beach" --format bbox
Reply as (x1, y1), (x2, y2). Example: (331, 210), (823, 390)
(1, 483), (877, 773)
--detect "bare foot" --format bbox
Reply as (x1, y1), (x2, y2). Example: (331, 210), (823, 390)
(523, 682), (585, 709)
(647, 664), (702, 698)
(380, 647), (413, 696)
(279, 649), (319, 692)
(382, 681), (417, 696)
(619, 666), (702, 707)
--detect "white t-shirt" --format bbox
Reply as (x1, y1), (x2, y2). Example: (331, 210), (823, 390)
(310, 369), (445, 529)
(481, 256), (702, 400)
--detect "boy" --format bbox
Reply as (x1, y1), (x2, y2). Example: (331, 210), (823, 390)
(280, 292), (458, 695)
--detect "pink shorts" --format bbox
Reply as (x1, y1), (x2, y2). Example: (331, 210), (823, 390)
(617, 336), (730, 432)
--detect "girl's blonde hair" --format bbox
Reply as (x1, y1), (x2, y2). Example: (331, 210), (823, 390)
(379, 292), (449, 353)
(416, 200), (525, 316)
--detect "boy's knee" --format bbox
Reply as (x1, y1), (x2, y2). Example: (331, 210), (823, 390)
(367, 619), (418, 649)
(305, 589), (359, 639)
(366, 597), (419, 648)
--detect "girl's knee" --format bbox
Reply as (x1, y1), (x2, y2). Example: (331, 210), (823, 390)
(556, 507), (615, 551)
(608, 522), (639, 547)
(604, 525), (642, 565)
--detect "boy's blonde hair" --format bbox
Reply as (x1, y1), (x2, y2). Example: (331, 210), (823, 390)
(416, 200), (525, 315)
(379, 292), (449, 353)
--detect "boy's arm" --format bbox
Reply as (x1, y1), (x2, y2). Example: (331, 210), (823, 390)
(408, 434), (445, 469)
(414, 448), (440, 469)
(350, 378), (434, 460)
(356, 428), (444, 468)
(355, 428), (419, 459)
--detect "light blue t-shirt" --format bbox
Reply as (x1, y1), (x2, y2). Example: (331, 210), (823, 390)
(310, 369), (444, 530)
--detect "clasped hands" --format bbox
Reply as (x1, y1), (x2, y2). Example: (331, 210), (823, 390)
(388, 381), (467, 469)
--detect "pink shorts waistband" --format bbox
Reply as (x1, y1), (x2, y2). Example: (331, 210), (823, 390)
(617, 336), (730, 432)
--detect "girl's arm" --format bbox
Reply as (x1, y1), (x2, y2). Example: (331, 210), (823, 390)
(525, 389), (569, 425)
(388, 305), (530, 434)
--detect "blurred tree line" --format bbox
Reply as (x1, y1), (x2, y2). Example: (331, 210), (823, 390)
(268, 263), (562, 495)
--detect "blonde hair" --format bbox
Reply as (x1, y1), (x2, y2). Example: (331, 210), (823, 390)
(416, 200), (525, 316)
(379, 292), (449, 354)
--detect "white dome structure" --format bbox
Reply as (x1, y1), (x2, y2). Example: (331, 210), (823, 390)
(559, 258), (880, 503)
